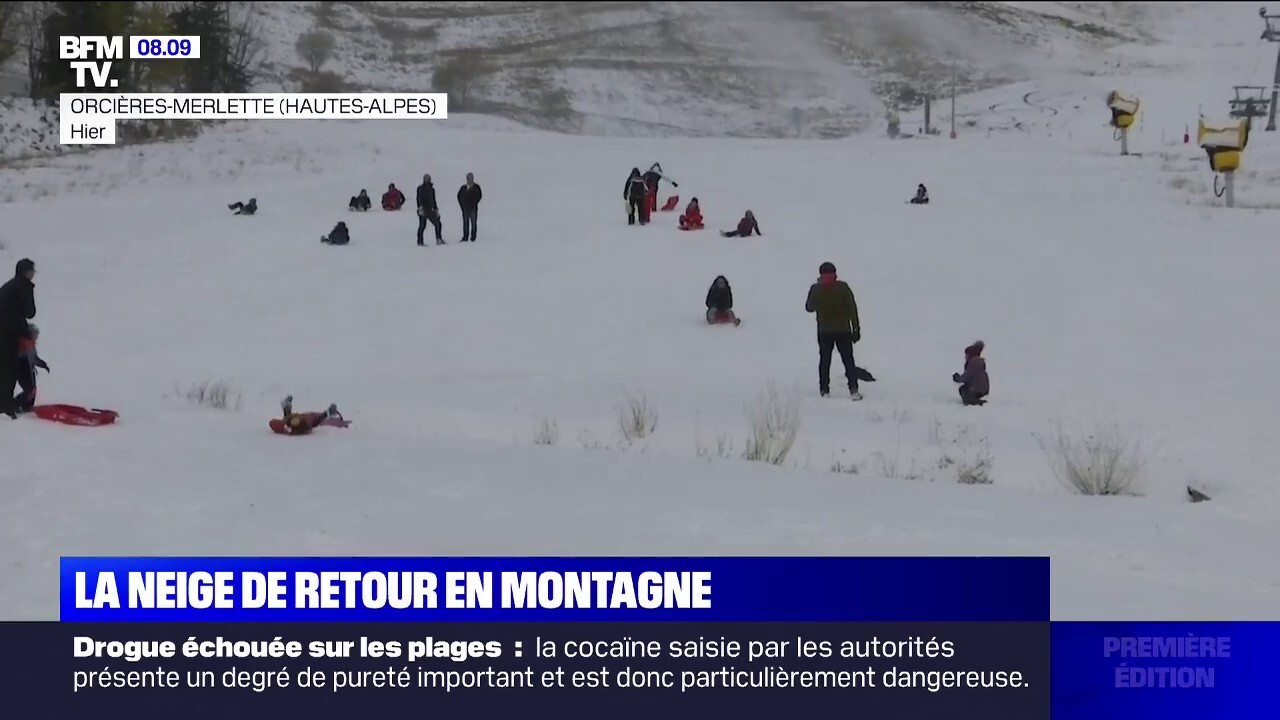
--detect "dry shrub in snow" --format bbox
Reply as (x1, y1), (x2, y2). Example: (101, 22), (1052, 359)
(696, 433), (735, 461)
(617, 392), (657, 442)
(742, 383), (801, 465)
(1039, 421), (1145, 496)
(532, 418), (559, 446)
(182, 380), (242, 411)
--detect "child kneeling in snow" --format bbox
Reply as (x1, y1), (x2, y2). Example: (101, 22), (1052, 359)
(952, 340), (988, 406)
(280, 395), (344, 434)
(679, 198), (704, 230)
(14, 323), (50, 414)
(705, 276), (740, 326)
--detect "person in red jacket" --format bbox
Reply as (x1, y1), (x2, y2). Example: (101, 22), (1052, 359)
(720, 210), (761, 237)
(679, 198), (704, 230)
(952, 340), (989, 406)
(381, 183), (406, 210)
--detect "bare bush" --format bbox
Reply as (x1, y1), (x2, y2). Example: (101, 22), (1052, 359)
(296, 29), (336, 73)
(1039, 421), (1146, 496)
(433, 51), (493, 109)
(830, 449), (861, 474)
(955, 445), (994, 485)
(696, 433), (735, 461)
(742, 383), (801, 465)
(532, 418), (559, 446)
(301, 70), (346, 92)
(180, 380), (242, 411)
(617, 392), (657, 442)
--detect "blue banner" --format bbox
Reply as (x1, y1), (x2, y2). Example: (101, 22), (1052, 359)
(60, 556), (1049, 622)
(1051, 622), (1280, 719)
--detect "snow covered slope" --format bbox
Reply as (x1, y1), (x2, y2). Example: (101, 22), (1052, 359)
(2, 2), (1279, 620)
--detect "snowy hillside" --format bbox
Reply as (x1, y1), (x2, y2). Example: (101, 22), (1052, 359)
(1, 0), (1180, 161)
(3, 1), (1280, 621)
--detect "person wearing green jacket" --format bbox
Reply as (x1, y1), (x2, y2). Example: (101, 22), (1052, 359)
(805, 261), (863, 400)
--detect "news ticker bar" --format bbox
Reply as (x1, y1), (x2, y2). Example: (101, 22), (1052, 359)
(57, 93), (449, 145)
(60, 556), (1050, 622)
(4, 620), (1274, 719)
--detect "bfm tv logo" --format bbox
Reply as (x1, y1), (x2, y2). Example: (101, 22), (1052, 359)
(60, 36), (122, 88)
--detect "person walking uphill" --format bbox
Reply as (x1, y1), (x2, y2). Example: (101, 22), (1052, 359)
(624, 168), (649, 226)
(805, 261), (863, 400)
(457, 172), (482, 242)
(0, 258), (37, 419)
(416, 174), (443, 246)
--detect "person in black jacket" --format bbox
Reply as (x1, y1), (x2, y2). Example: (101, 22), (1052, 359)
(227, 198), (257, 215)
(642, 162), (676, 214)
(624, 168), (648, 226)
(457, 172), (482, 242)
(349, 189), (371, 211)
(705, 275), (740, 326)
(321, 221), (350, 245)
(0, 258), (37, 419)
(416, 174), (443, 246)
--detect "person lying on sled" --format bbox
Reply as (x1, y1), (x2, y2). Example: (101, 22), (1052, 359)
(705, 275), (740, 325)
(679, 198), (704, 230)
(280, 395), (343, 435)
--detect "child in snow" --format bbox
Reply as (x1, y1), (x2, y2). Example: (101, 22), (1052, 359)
(14, 322), (49, 414)
(349, 189), (371, 211)
(909, 184), (929, 204)
(705, 276), (740, 326)
(382, 183), (406, 211)
(679, 198), (704, 230)
(280, 395), (344, 435)
(952, 340), (988, 406)
(321, 221), (350, 245)
(228, 198), (257, 215)
(720, 210), (761, 237)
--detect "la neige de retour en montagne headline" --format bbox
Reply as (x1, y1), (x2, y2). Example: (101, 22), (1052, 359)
(75, 570), (713, 610)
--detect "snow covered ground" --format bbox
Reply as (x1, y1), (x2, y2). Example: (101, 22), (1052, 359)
(2, 2), (1280, 621)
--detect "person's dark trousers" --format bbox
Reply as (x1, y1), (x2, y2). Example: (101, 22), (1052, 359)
(14, 356), (35, 412)
(417, 211), (443, 245)
(228, 202), (244, 211)
(0, 336), (19, 418)
(628, 198), (643, 225)
(461, 207), (477, 242)
(959, 385), (986, 406)
(817, 331), (858, 395)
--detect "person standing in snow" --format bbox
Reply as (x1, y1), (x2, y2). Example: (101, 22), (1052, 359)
(624, 168), (649, 226)
(805, 261), (863, 400)
(0, 258), (37, 419)
(457, 172), (482, 242)
(416, 174), (443, 246)
(952, 340), (989, 406)
(642, 162), (676, 214)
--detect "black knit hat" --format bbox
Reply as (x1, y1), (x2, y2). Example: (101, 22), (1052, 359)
(819, 261), (836, 274)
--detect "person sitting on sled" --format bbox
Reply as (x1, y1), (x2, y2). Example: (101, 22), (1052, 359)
(382, 183), (406, 211)
(322, 221), (350, 245)
(952, 340), (989, 406)
(228, 198), (257, 215)
(280, 395), (343, 435)
(909, 184), (929, 204)
(679, 198), (704, 230)
(721, 210), (761, 237)
(13, 322), (49, 414)
(349, 189), (371, 212)
(705, 276), (740, 326)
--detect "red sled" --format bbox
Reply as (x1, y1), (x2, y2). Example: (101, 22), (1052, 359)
(660, 195), (680, 211)
(31, 404), (119, 426)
